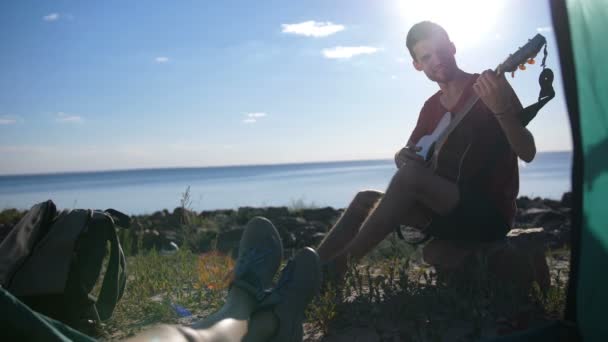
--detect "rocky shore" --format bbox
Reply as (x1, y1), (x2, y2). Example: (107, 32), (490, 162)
(147, 193), (571, 256)
(0, 193), (572, 256)
(0, 193), (572, 341)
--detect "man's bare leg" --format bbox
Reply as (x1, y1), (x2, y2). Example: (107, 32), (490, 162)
(191, 286), (256, 330)
(127, 308), (278, 342)
(317, 190), (383, 261)
(330, 162), (459, 276)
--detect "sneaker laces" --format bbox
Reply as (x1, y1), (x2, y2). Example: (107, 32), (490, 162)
(257, 258), (296, 308)
(233, 247), (273, 301)
(274, 259), (295, 293)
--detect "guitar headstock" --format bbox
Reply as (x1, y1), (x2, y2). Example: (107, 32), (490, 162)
(497, 34), (547, 77)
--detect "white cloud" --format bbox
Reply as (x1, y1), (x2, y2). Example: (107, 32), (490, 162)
(242, 112), (267, 124)
(281, 21), (344, 38)
(43, 13), (60, 22)
(155, 56), (170, 63)
(322, 46), (380, 59)
(537, 26), (553, 33)
(391, 75), (398, 80)
(0, 116), (17, 125)
(55, 112), (83, 123)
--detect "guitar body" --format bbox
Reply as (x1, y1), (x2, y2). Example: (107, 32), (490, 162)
(431, 114), (477, 182)
(415, 111), (452, 161)
(415, 111), (476, 182)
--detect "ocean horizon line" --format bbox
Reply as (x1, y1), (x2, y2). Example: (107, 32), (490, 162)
(0, 150), (573, 178)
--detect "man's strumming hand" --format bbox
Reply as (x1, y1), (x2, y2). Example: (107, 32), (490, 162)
(395, 146), (424, 169)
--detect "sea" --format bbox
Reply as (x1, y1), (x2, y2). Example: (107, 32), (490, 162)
(0, 151), (571, 215)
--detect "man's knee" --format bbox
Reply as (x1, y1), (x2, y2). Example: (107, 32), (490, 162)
(353, 190), (383, 209)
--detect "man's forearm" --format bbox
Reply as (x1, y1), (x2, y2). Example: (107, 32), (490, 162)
(496, 109), (536, 162)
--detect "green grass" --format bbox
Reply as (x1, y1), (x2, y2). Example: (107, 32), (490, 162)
(99, 218), (569, 341)
(300, 233), (568, 340)
(101, 248), (231, 340)
(0, 191), (569, 340)
(0, 208), (26, 225)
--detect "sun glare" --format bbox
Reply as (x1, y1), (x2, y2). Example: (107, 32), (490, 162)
(397, 0), (505, 47)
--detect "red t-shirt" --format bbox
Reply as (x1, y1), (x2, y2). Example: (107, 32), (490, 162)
(407, 74), (519, 225)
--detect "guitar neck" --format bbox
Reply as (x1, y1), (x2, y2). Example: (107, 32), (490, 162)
(434, 92), (481, 151)
(434, 66), (504, 152)
(428, 33), (547, 163)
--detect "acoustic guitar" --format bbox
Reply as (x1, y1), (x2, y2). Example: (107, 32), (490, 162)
(413, 34), (547, 182)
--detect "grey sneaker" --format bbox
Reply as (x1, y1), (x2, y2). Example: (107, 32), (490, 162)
(259, 247), (322, 342)
(231, 217), (284, 302)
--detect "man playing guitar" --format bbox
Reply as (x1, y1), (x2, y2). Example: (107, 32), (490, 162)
(317, 21), (536, 279)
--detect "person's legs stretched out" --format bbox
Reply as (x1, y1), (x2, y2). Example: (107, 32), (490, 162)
(129, 216), (322, 342)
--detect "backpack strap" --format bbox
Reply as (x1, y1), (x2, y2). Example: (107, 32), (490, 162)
(0, 200), (57, 287)
(104, 209), (131, 230)
(75, 210), (127, 322)
(94, 212), (127, 320)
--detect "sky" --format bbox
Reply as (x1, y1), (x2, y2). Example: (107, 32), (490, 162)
(0, 0), (572, 175)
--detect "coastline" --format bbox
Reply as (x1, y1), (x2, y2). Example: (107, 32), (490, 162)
(1, 192), (572, 254)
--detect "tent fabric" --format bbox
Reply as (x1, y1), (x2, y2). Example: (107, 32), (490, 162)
(492, 0), (605, 339)
(0, 287), (95, 342)
(556, 0), (608, 340)
(550, 0), (583, 329)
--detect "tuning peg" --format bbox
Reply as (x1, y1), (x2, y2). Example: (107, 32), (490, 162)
(519, 64), (527, 70)
(527, 58), (536, 65)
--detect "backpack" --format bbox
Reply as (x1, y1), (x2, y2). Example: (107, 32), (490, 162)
(0, 200), (129, 333)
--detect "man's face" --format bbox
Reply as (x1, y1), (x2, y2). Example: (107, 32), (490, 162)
(412, 34), (457, 83)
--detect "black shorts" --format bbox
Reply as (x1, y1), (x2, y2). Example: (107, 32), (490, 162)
(426, 186), (510, 242)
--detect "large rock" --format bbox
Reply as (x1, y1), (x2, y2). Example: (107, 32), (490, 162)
(172, 207), (196, 225)
(139, 229), (177, 251)
(150, 210), (168, 221)
(235, 206), (291, 225)
(423, 228), (550, 292)
(292, 222), (329, 248)
(199, 209), (234, 219)
(531, 210), (568, 231)
(235, 207), (267, 224)
(517, 208), (568, 230)
(515, 196), (548, 210)
(300, 207), (341, 223)
(272, 216), (308, 232)
(262, 207), (290, 221)
(216, 228), (245, 258)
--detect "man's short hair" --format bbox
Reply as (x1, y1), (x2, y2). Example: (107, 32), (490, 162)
(406, 21), (450, 61)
